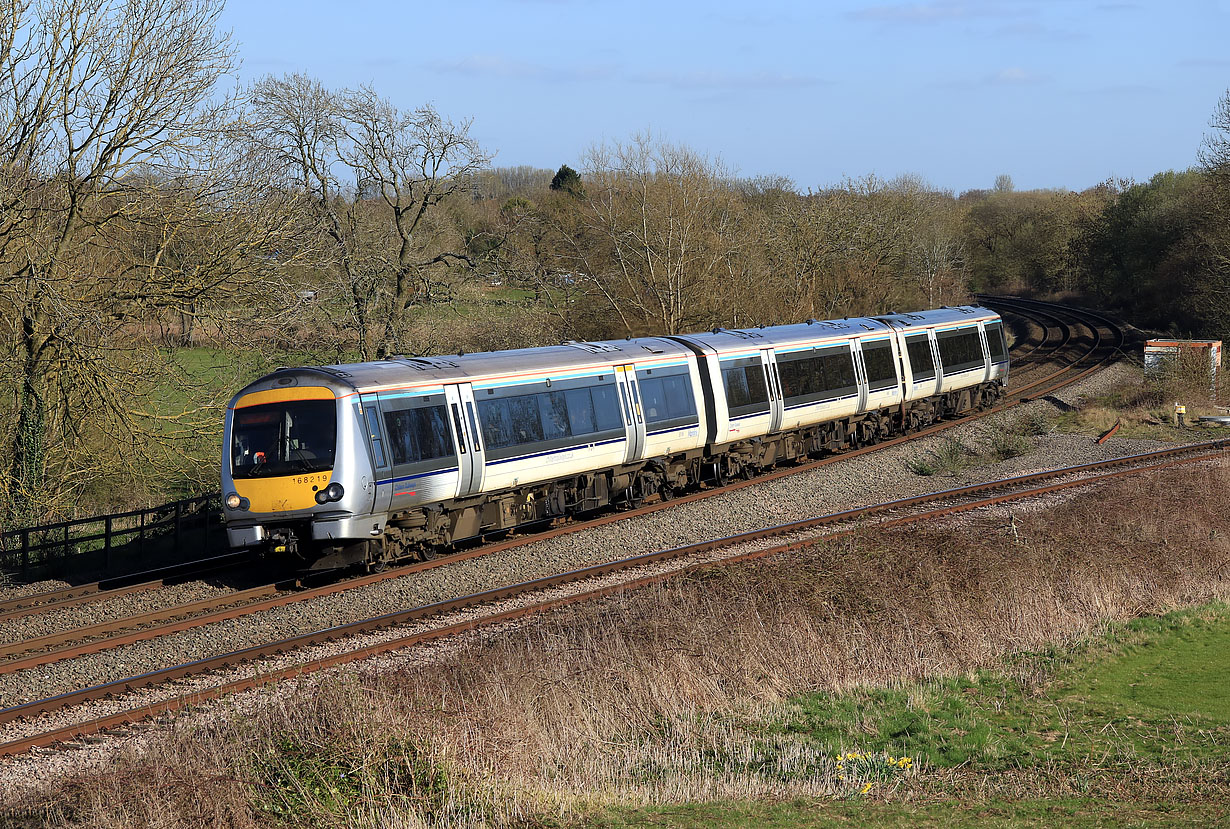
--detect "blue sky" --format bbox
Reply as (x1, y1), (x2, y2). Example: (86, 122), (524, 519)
(219, 0), (1230, 194)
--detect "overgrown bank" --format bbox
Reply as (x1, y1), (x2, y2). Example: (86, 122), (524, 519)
(6, 463), (1230, 827)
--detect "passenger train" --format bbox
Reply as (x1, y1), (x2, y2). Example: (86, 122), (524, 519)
(222, 305), (1009, 570)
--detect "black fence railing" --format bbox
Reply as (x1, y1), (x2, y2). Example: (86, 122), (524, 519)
(0, 493), (226, 580)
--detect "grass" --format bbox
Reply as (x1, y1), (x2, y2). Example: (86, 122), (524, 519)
(908, 411), (1043, 476)
(591, 799), (1229, 827)
(9, 462), (1230, 827)
(773, 605), (1230, 771)
(1052, 364), (1230, 442)
(595, 605), (1230, 827)
(908, 437), (977, 476)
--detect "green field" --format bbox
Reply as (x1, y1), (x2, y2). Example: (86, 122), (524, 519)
(590, 604), (1230, 827)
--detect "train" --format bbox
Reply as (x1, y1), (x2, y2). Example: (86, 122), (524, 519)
(222, 305), (1009, 570)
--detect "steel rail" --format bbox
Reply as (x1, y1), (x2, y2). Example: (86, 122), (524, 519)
(1002, 302), (1072, 368)
(0, 552), (251, 623)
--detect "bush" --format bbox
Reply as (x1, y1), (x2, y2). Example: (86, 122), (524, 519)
(908, 438), (975, 477)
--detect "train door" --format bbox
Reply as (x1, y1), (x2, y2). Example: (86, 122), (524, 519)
(760, 348), (784, 433)
(445, 383), (486, 497)
(358, 393), (391, 516)
(852, 341), (870, 412)
(615, 365), (646, 462)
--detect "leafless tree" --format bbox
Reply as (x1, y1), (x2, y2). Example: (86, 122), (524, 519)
(249, 75), (491, 360)
(553, 136), (751, 335)
(0, 0), (306, 522)
(1200, 88), (1230, 180)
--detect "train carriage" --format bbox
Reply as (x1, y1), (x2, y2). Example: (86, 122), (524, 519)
(222, 305), (1008, 570)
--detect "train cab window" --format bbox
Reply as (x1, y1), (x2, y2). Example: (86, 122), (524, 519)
(861, 342), (897, 390)
(905, 335), (935, 382)
(937, 328), (985, 373)
(231, 399), (336, 478)
(383, 405), (454, 466)
(985, 322), (1008, 363)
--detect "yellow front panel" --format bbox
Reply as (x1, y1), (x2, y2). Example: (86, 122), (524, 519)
(234, 471), (332, 513)
(234, 386), (336, 409)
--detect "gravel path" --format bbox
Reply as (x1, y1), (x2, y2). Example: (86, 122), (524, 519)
(0, 580), (242, 646)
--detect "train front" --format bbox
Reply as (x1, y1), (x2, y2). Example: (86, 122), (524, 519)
(221, 370), (381, 569)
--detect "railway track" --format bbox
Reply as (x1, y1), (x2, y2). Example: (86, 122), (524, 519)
(2, 439), (1223, 757)
(0, 297), (1112, 632)
(0, 297), (1145, 757)
(0, 552), (251, 622)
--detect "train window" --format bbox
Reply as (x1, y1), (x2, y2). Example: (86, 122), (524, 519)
(775, 356), (814, 400)
(663, 376), (697, 419)
(364, 406), (388, 468)
(539, 391), (570, 441)
(861, 342), (897, 390)
(507, 396), (544, 445)
(591, 385), (624, 431)
(985, 322), (1008, 363)
(821, 349), (856, 391)
(937, 328), (985, 373)
(563, 388), (596, 435)
(776, 346), (856, 406)
(905, 335), (935, 381)
(637, 375), (698, 424)
(383, 405), (454, 465)
(638, 377), (667, 421)
(478, 398), (515, 450)
(478, 383), (626, 454)
(721, 359), (770, 418)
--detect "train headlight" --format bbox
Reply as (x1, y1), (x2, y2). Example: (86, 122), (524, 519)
(225, 493), (243, 510)
(325, 482), (345, 502)
(315, 489), (329, 504)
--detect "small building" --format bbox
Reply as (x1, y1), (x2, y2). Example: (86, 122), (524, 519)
(1144, 338), (1222, 388)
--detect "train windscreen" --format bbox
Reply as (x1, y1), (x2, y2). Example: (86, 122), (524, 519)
(231, 399), (337, 478)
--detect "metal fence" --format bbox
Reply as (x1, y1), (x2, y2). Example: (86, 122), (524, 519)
(0, 493), (225, 579)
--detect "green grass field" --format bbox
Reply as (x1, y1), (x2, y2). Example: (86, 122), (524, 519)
(591, 603), (1230, 827)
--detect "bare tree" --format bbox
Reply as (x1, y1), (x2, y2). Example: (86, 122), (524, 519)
(0, 0), (309, 522)
(1200, 87), (1230, 180)
(763, 175), (926, 319)
(249, 75), (491, 359)
(552, 136), (751, 336)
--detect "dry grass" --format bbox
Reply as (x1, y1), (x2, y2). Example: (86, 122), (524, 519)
(10, 463), (1230, 827)
(1061, 356), (1230, 439)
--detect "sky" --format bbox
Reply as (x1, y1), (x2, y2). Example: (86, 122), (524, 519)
(218, 0), (1230, 195)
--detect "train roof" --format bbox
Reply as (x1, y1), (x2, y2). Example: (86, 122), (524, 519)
(873, 304), (999, 329)
(230, 336), (697, 404)
(229, 305), (1001, 405)
(672, 305), (998, 354)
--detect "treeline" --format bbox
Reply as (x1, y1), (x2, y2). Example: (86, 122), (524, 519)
(1, 0), (1228, 525)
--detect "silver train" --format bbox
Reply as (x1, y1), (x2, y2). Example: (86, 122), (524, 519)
(222, 305), (1009, 569)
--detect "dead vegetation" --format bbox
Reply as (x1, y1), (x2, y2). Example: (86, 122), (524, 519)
(9, 463), (1230, 827)
(1058, 353), (1230, 440)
